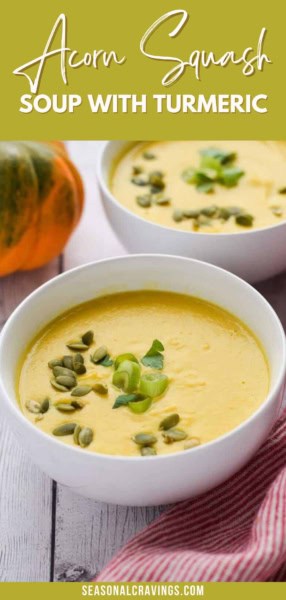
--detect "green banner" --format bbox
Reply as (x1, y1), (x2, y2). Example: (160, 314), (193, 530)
(0, 583), (285, 599)
(0, 0), (285, 139)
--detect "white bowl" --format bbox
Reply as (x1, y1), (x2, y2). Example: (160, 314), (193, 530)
(98, 141), (286, 283)
(0, 255), (285, 506)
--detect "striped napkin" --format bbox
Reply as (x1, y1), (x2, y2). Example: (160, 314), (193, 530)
(97, 412), (286, 582)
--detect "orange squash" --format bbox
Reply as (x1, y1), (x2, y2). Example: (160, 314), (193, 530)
(0, 141), (84, 276)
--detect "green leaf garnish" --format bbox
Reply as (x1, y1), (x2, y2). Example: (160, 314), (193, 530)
(182, 168), (216, 185)
(142, 355), (164, 369)
(141, 339), (164, 370)
(98, 354), (113, 367)
(181, 168), (197, 184)
(218, 167), (245, 188)
(182, 148), (244, 194)
(196, 182), (214, 194)
(113, 393), (147, 409)
(200, 148), (237, 165)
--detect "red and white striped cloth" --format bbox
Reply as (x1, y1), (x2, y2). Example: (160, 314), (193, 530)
(97, 412), (286, 582)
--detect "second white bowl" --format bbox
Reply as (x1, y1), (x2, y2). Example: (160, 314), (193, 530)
(98, 141), (286, 283)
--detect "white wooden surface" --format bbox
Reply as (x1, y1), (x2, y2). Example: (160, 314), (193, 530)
(0, 141), (286, 581)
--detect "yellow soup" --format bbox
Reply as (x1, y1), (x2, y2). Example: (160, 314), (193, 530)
(111, 141), (286, 233)
(18, 291), (269, 457)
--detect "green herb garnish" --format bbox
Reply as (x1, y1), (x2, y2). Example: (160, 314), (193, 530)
(98, 354), (114, 367)
(112, 360), (141, 393)
(218, 167), (244, 188)
(136, 195), (152, 208)
(196, 181), (215, 194)
(200, 148), (236, 166)
(141, 339), (164, 370)
(114, 353), (139, 370)
(139, 373), (169, 397)
(182, 148), (244, 194)
(113, 393), (147, 409)
(128, 397), (152, 414)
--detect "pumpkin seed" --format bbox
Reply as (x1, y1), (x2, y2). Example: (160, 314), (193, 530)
(132, 433), (157, 446)
(35, 414), (44, 422)
(90, 345), (108, 364)
(93, 383), (108, 395)
(67, 341), (89, 351)
(183, 209), (200, 219)
(279, 187), (286, 194)
(131, 174), (149, 186)
(159, 413), (180, 431)
(132, 165), (142, 175)
(53, 423), (77, 436)
(55, 375), (76, 389)
(136, 195), (152, 208)
(71, 385), (92, 397)
(201, 205), (218, 217)
(40, 398), (50, 414)
(271, 206), (283, 217)
(71, 400), (84, 409)
(82, 330), (94, 346)
(218, 207), (232, 220)
(62, 355), (74, 370)
(227, 206), (243, 215)
(78, 427), (94, 448)
(74, 353), (84, 364)
(73, 424), (82, 445)
(53, 366), (76, 378)
(184, 438), (201, 450)
(235, 214), (254, 227)
(150, 170), (164, 178)
(48, 358), (63, 369)
(150, 185), (164, 194)
(142, 151), (156, 160)
(55, 403), (76, 413)
(50, 378), (69, 392)
(25, 400), (41, 414)
(197, 215), (211, 226)
(149, 173), (165, 190)
(162, 429), (188, 444)
(55, 400), (84, 412)
(219, 206), (242, 220)
(155, 197), (171, 206)
(73, 362), (86, 375)
(140, 446), (157, 456)
(172, 209), (184, 223)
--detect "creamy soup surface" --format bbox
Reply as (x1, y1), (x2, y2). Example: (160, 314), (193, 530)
(111, 141), (286, 233)
(19, 291), (269, 456)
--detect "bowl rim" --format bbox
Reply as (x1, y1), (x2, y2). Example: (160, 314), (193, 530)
(97, 140), (286, 239)
(0, 254), (285, 463)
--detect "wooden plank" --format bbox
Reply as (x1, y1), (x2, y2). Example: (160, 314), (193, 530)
(0, 262), (60, 581)
(54, 488), (163, 581)
(53, 143), (165, 582)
